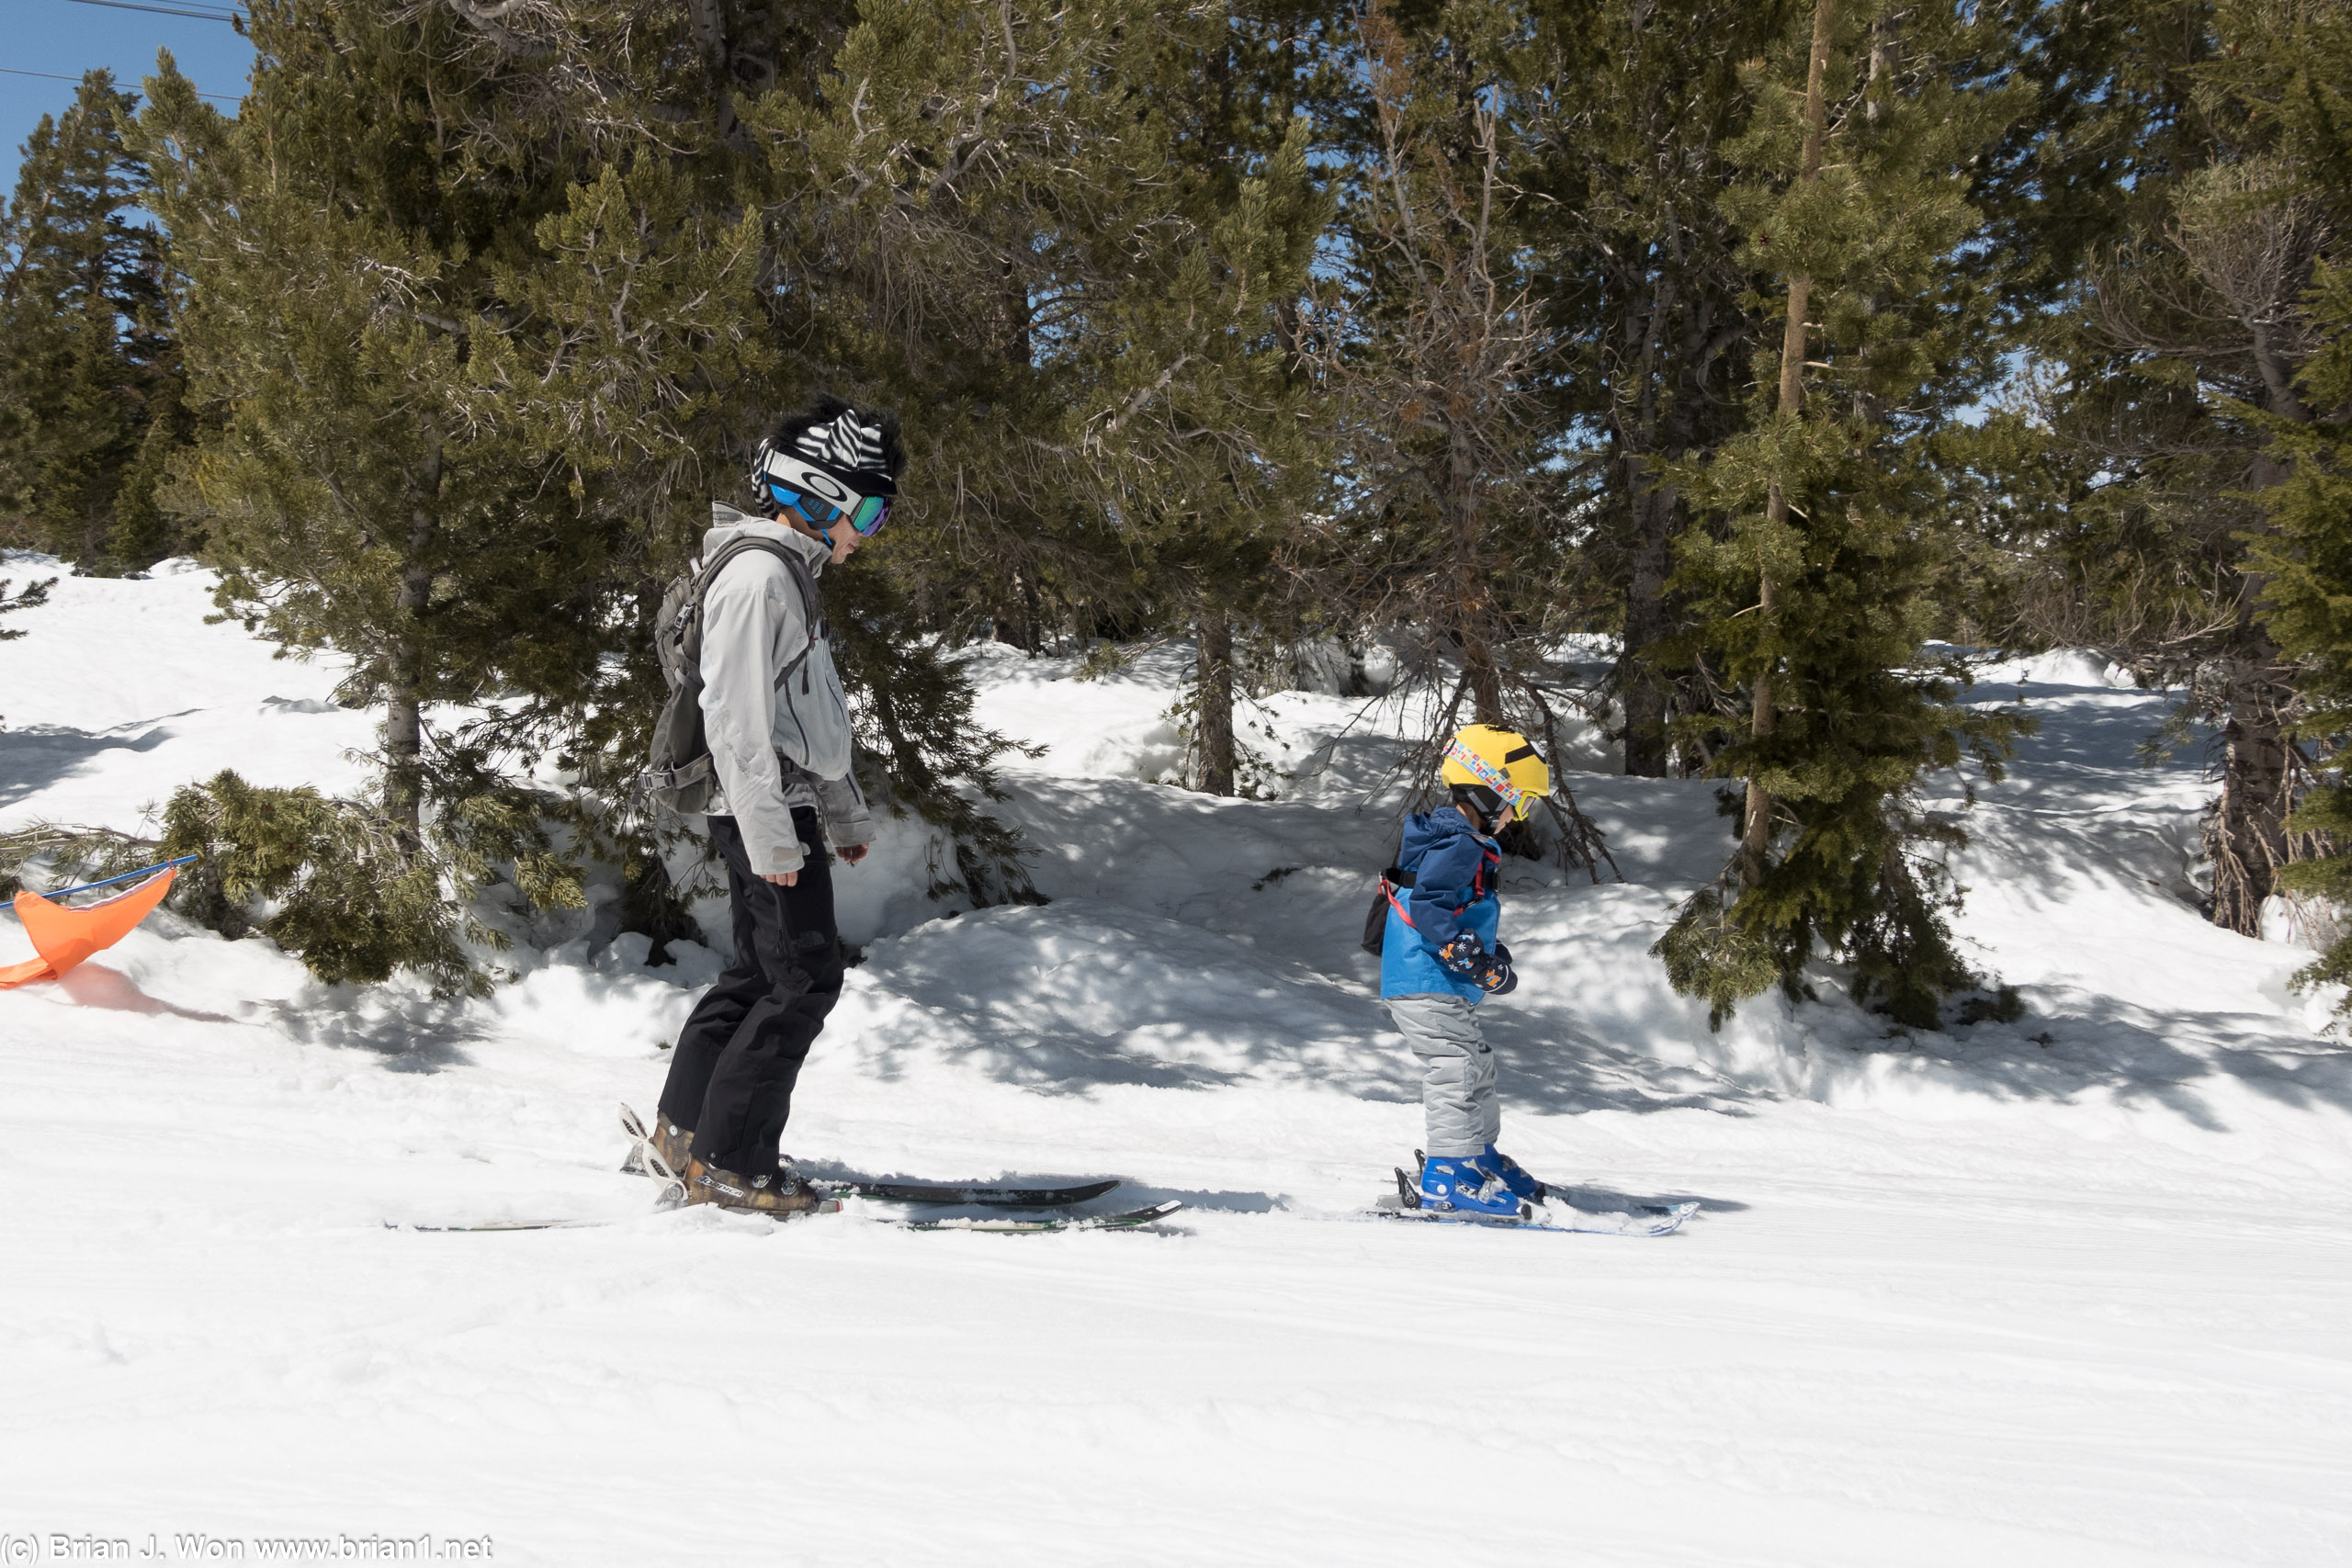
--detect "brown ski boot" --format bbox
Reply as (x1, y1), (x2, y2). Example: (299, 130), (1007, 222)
(650, 1113), (692, 1178)
(682, 1156), (833, 1216)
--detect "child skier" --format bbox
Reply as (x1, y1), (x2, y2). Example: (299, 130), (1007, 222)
(1379, 724), (1552, 1217)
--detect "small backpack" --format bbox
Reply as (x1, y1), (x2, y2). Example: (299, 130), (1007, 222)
(640, 536), (824, 815)
(1361, 864), (1413, 956)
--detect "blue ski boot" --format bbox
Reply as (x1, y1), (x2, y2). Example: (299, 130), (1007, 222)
(1474, 1145), (1546, 1202)
(1417, 1154), (1528, 1218)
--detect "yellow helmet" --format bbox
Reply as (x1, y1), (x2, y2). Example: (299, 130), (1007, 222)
(1442, 725), (1549, 823)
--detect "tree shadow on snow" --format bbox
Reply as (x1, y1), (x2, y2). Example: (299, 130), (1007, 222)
(261, 990), (484, 1073)
(849, 966), (1774, 1127)
(1925, 999), (2352, 1130)
(0, 720), (177, 808)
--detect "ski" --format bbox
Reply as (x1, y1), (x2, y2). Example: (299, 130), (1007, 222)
(389, 1200), (1183, 1235)
(816, 1177), (1122, 1208)
(622, 1100), (1121, 1210)
(1379, 1167), (1698, 1236)
(386, 1218), (612, 1233)
(891, 1199), (1182, 1234)
(1368, 1195), (1697, 1236)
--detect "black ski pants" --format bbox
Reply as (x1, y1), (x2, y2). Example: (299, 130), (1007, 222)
(659, 808), (844, 1179)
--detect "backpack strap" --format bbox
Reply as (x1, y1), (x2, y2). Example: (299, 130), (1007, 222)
(686, 536), (825, 691)
(1381, 869), (1417, 930)
(1386, 840), (1496, 930)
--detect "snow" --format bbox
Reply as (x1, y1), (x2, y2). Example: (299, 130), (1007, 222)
(3, 558), (2348, 1565)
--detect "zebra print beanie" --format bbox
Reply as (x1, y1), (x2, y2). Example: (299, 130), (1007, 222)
(752, 396), (905, 508)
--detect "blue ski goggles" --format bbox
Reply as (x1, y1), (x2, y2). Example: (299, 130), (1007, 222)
(768, 483), (893, 536)
(758, 450), (895, 536)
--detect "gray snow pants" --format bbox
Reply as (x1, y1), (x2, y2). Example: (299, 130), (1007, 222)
(1386, 992), (1497, 1158)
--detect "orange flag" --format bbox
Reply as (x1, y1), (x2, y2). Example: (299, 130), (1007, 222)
(0, 865), (181, 988)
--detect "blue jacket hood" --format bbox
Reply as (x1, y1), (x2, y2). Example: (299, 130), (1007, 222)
(1399, 805), (1482, 864)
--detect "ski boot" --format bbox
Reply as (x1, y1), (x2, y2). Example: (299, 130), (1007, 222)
(1414, 1154), (1529, 1219)
(1473, 1144), (1546, 1202)
(682, 1156), (831, 1216)
(651, 1114), (692, 1178)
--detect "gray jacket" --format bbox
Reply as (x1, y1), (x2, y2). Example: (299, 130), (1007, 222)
(697, 503), (875, 875)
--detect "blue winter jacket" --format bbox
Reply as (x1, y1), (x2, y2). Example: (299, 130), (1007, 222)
(1379, 808), (1503, 1003)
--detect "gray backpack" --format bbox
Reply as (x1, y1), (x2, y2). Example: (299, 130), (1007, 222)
(640, 536), (824, 815)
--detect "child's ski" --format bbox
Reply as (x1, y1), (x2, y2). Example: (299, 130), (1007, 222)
(1378, 1168), (1697, 1236)
(1368, 1197), (1696, 1236)
(1369, 1194), (1696, 1236)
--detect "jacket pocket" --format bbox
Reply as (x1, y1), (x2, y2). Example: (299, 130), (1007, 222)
(771, 641), (854, 779)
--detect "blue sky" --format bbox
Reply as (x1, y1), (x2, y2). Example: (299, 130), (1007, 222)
(2, 0), (252, 197)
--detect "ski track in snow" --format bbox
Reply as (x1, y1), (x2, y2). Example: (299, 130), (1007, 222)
(1, 557), (2347, 1564)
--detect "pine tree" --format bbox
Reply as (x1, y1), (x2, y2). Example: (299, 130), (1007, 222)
(2227, 0), (2352, 999)
(1314, 0), (1555, 732)
(0, 572), (55, 725)
(1076, 14), (1333, 797)
(770, 0), (1330, 801)
(127, 11), (651, 985)
(1274, 0), (1613, 864)
(135, 8), (599, 849)
(1979, 0), (2334, 938)
(0, 70), (181, 570)
(1653, 0), (2030, 1027)
(2255, 261), (2352, 993)
(1520, 0), (1797, 778)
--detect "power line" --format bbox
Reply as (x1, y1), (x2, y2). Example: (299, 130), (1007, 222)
(0, 64), (240, 105)
(62, 0), (245, 23)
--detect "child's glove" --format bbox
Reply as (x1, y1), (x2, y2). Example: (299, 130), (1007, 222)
(1436, 932), (1513, 993)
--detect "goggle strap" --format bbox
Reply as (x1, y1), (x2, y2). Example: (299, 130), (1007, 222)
(1445, 739), (1535, 818)
(760, 448), (886, 515)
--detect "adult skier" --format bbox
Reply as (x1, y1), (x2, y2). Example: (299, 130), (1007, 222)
(649, 397), (903, 1213)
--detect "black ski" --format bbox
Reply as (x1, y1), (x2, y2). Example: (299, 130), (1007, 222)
(388, 1200), (1182, 1235)
(815, 1177), (1122, 1208)
(621, 1100), (1121, 1210)
(387, 1218), (621, 1233)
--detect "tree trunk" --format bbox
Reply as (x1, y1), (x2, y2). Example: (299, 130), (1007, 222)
(385, 630), (429, 848)
(1741, 0), (1837, 881)
(387, 437), (443, 851)
(2209, 666), (2291, 936)
(2204, 398), (2310, 937)
(1196, 610), (1237, 796)
(1620, 467), (1679, 776)
(1447, 419), (1506, 727)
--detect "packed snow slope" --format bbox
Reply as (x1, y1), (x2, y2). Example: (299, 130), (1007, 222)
(2, 558), (2347, 1566)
